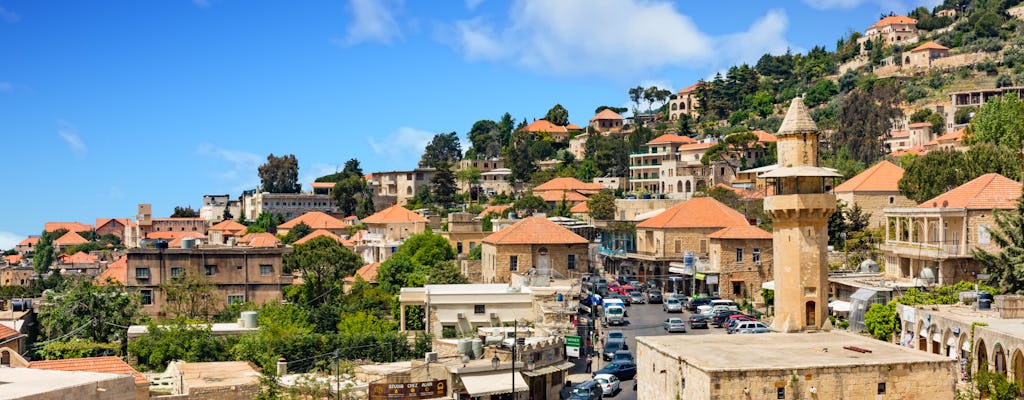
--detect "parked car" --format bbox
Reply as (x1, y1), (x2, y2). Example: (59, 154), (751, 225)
(664, 317), (687, 333)
(593, 361), (637, 380)
(665, 293), (686, 302)
(711, 310), (744, 327)
(628, 291), (645, 304)
(605, 330), (625, 342)
(725, 315), (757, 333)
(569, 380), (604, 400)
(688, 314), (710, 329)
(602, 340), (628, 361)
(593, 373), (621, 396)
(731, 321), (770, 334)
(662, 298), (683, 313)
(611, 350), (634, 363)
(686, 296), (720, 312)
(646, 290), (663, 304)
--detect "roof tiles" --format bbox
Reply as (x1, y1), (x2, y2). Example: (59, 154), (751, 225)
(918, 173), (1022, 210)
(362, 204), (429, 224)
(483, 217), (587, 245)
(637, 197), (750, 229)
(834, 160), (905, 193)
(708, 225), (772, 239)
(53, 231), (89, 246)
(278, 211), (346, 230)
(28, 356), (148, 384)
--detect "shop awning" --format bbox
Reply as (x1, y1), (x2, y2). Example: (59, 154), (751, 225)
(521, 361), (575, 377)
(459, 371), (530, 396)
(932, 333), (942, 342)
(828, 300), (851, 313)
(761, 281), (775, 290)
(947, 337), (957, 346)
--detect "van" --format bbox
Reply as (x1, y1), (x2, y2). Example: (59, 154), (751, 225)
(603, 303), (626, 325)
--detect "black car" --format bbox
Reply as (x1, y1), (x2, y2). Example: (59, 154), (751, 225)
(602, 340), (628, 361)
(688, 314), (710, 329)
(711, 310), (745, 327)
(568, 380), (604, 400)
(593, 361), (637, 380)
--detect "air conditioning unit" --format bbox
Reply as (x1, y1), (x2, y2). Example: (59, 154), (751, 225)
(457, 312), (466, 319)
(754, 261), (762, 266)
(490, 312), (498, 319)
(424, 352), (438, 363)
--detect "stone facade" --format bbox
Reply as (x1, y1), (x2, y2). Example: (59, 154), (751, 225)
(881, 209), (1000, 285)
(836, 192), (917, 229)
(367, 168), (436, 206)
(708, 237), (773, 302)
(481, 243), (588, 283)
(125, 247), (291, 317)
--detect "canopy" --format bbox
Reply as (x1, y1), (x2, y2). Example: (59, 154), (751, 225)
(761, 281), (775, 290)
(828, 300), (851, 313)
(521, 361), (575, 377)
(459, 371), (530, 397)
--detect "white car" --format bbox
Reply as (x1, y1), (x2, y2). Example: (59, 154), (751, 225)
(593, 373), (621, 395)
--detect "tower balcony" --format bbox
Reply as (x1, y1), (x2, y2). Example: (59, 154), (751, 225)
(764, 193), (836, 219)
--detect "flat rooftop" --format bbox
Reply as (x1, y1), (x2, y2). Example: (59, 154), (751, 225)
(904, 304), (1024, 339)
(0, 367), (131, 397)
(637, 331), (951, 372)
(176, 361), (261, 389)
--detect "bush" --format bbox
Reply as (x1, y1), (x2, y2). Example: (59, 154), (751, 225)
(997, 74), (1014, 88)
(903, 84), (930, 103)
(37, 339), (120, 360)
(863, 302), (898, 341)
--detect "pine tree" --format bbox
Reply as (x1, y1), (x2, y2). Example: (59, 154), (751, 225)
(974, 196), (1024, 294)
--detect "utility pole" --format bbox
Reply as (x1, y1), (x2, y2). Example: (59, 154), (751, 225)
(333, 349), (340, 400)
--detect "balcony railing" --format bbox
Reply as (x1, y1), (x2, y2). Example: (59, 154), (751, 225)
(880, 240), (968, 258)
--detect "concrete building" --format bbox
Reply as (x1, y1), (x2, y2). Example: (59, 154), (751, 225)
(27, 356), (150, 400)
(441, 212), (490, 257)
(636, 332), (955, 399)
(667, 83), (700, 121)
(834, 160), (917, 229)
(880, 173), (1022, 285)
(125, 247), (291, 317)
(761, 97), (841, 333)
(366, 167), (436, 206)
(124, 204), (209, 248)
(398, 283), (534, 336)
(480, 217), (588, 283)
(0, 368), (140, 400)
(239, 191), (336, 221)
(205, 219), (248, 246)
(358, 204), (429, 263)
(950, 86), (1024, 122)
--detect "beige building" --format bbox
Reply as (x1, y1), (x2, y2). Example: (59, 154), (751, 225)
(904, 41), (950, 69)
(441, 212), (490, 257)
(707, 225), (773, 302)
(239, 191), (336, 222)
(834, 160), (917, 229)
(667, 83), (700, 121)
(635, 332), (955, 399)
(398, 283), (535, 337)
(276, 211), (346, 236)
(358, 204), (428, 263)
(881, 173), (1022, 285)
(366, 167), (436, 206)
(588, 109), (624, 133)
(1, 368), (140, 400)
(481, 217), (588, 283)
(125, 247), (291, 317)
(857, 15), (919, 53)
(629, 131), (775, 197)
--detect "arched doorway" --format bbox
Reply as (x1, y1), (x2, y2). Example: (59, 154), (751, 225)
(931, 328), (941, 355)
(677, 181), (683, 193)
(995, 344), (1007, 375)
(805, 301), (816, 327)
(977, 339), (990, 372)
(1012, 349), (1024, 386)
(1, 349), (9, 366)
(684, 181), (691, 193)
(536, 247), (550, 276)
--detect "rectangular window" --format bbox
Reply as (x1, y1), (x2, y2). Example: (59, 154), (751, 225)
(777, 387), (785, 399)
(699, 240), (707, 254)
(568, 254), (577, 270)
(457, 242), (464, 253)
(735, 248), (744, 263)
(510, 256), (518, 271)
(753, 248), (761, 264)
(227, 294), (245, 305)
(260, 265), (273, 276)
(141, 289), (153, 305)
(674, 240), (681, 253)
(170, 267), (183, 277)
(204, 265), (217, 276)
(877, 383), (886, 394)
(474, 304), (486, 314)
(135, 267), (150, 280)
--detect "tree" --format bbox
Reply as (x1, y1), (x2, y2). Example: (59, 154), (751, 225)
(974, 196), (1024, 294)
(804, 80), (838, 107)
(468, 119), (500, 159)
(700, 132), (760, 175)
(506, 130), (538, 183)
(587, 190), (616, 220)
(863, 302), (898, 341)
(171, 206), (199, 218)
(375, 232), (458, 294)
(247, 212), (285, 234)
(513, 193), (547, 216)
(283, 236), (364, 305)
(899, 145), (1021, 203)
(497, 113), (515, 149)
(32, 229), (61, 274)
(969, 93), (1024, 151)
(129, 319), (231, 371)
(258, 154), (301, 193)
(544, 104), (569, 126)
(357, 195), (375, 219)
(161, 270), (218, 320)
(427, 260), (469, 285)
(594, 106), (628, 115)
(332, 174), (368, 216)
(280, 221), (313, 244)
(628, 86), (644, 115)
(835, 80), (903, 165)
(457, 166), (481, 195)
(343, 158), (363, 177)
(40, 277), (139, 344)
(431, 162), (457, 208)
(421, 132), (462, 168)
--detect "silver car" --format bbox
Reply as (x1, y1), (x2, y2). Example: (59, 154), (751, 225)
(662, 298), (683, 313)
(733, 321), (770, 334)
(664, 317), (687, 333)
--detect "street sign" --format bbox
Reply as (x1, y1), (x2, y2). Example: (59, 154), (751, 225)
(565, 335), (582, 358)
(369, 380), (447, 400)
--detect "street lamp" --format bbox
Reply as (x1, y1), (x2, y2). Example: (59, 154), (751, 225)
(491, 355), (500, 370)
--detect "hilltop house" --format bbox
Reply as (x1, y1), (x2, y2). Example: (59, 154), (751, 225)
(857, 15), (919, 53)
(589, 109), (624, 133)
(276, 211), (346, 236)
(480, 217), (588, 283)
(668, 83), (700, 120)
(905, 41), (950, 69)
(834, 160), (917, 229)
(358, 204), (428, 263)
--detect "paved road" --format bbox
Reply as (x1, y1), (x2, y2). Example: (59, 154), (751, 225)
(568, 301), (728, 399)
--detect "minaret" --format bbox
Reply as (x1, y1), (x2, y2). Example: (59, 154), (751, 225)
(762, 98), (839, 333)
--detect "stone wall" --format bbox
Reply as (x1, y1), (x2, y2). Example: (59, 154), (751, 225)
(837, 192), (917, 230)
(481, 243), (588, 283)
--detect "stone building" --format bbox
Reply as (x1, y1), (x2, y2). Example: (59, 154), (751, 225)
(480, 217), (588, 283)
(95, 218), (132, 241)
(881, 173), (1021, 285)
(834, 160), (917, 229)
(588, 109), (624, 133)
(198, 194), (241, 223)
(239, 191), (336, 221)
(667, 83), (700, 121)
(15, 236), (39, 255)
(276, 211), (346, 236)
(707, 225), (773, 302)
(905, 41), (950, 69)
(358, 204), (429, 263)
(125, 247), (291, 317)
(857, 15), (919, 53)
(366, 167), (436, 206)
(440, 212), (490, 257)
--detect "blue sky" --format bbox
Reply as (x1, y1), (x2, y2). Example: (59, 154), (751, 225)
(0, 0), (940, 248)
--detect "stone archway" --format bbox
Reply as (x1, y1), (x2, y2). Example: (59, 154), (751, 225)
(917, 320), (927, 351)
(977, 339), (990, 372)
(995, 343), (1008, 375)
(1012, 349), (1024, 386)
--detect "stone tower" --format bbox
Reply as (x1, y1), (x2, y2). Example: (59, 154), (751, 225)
(762, 98), (839, 333)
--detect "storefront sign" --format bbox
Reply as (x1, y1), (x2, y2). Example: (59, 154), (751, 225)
(565, 335), (582, 358)
(369, 380), (447, 400)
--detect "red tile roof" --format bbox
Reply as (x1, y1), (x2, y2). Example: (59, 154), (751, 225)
(918, 173), (1022, 210)
(53, 231), (89, 246)
(483, 217), (588, 245)
(677, 142), (716, 151)
(566, 123), (583, 130)
(891, 146), (927, 156)
(648, 134), (697, 145)
(0, 323), (21, 340)
(18, 237), (40, 246)
(45, 222), (93, 233)
(871, 15), (917, 28)
(28, 356), (148, 384)
(934, 128), (965, 143)
(834, 160), (905, 193)
(911, 41), (949, 52)
(479, 205), (511, 218)
(209, 219), (247, 235)
(708, 225), (772, 239)
(95, 218), (131, 230)
(146, 231), (206, 240)
(311, 181), (336, 189)
(908, 122), (932, 128)
(362, 204), (429, 224)
(590, 109), (624, 121)
(4, 254), (23, 265)
(570, 202), (590, 213)
(637, 197), (750, 229)
(539, 190), (589, 203)
(95, 256), (127, 285)
(60, 251), (98, 264)
(522, 120), (568, 134)
(293, 229), (345, 245)
(749, 130), (777, 143)
(677, 83), (700, 94)
(888, 130), (910, 138)
(278, 211), (345, 230)
(534, 177), (606, 192)
(239, 232), (279, 248)
(345, 262), (381, 283)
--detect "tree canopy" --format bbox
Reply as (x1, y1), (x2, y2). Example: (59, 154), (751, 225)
(969, 93), (1024, 150)
(421, 132), (462, 168)
(545, 104), (570, 126)
(258, 153), (301, 193)
(375, 232), (461, 294)
(899, 144), (1022, 203)
(283, 236), (364, 305)
(40, 277), (139, 344)
(170, 206), (199, 218)
(587, 190), (616, 220)
(835, 79), (903, 165)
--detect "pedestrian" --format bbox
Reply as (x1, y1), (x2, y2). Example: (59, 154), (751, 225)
(585, 354), (592, 373)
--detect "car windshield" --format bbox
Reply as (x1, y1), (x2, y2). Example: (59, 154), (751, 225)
(605, 342), (623, 352)
(607, 308), (623, 315)
(669, 318), (683, 323)
(667, 299), (679, 304)
(572, 387), (592, 395)
(608, 332), (624, 339)
(595, 377), (608, 384)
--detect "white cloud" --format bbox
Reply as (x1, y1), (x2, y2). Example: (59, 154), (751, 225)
(336, 0), (402, 46)
(450, 0), (792, 77)
(465, 0), (485, 10)
(0, 6), (20, 23)
(0, 231), (22, 250)
(57, 120), (87, 159)
(367, 126), (433, 168)
(196, 143), (263, 190)
(802, 0), (941, 10)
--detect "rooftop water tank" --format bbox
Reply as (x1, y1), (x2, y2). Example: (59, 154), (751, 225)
(241, 311), (258, 328)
